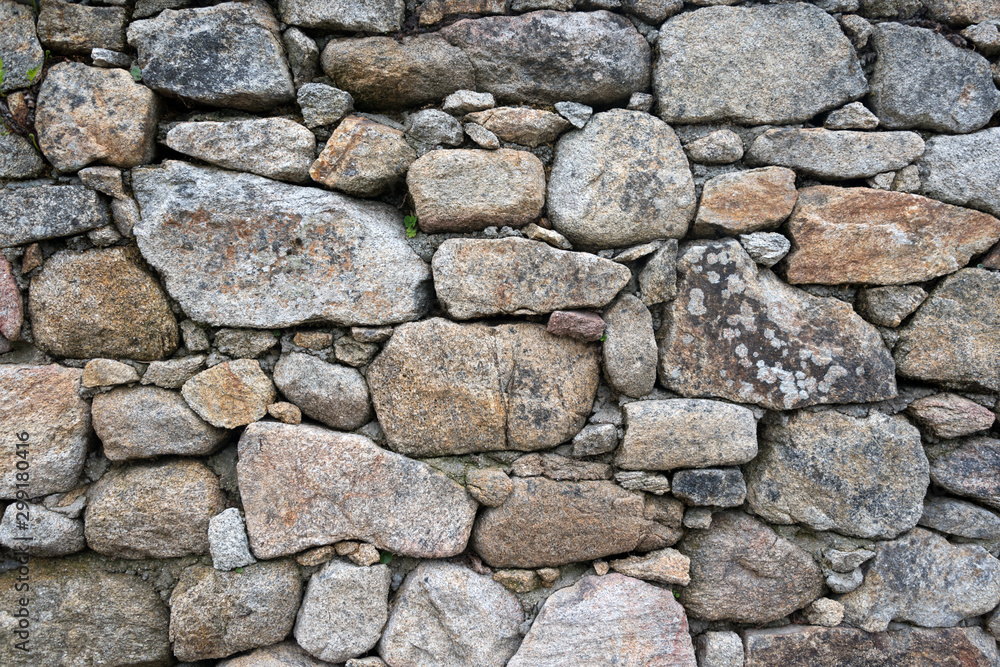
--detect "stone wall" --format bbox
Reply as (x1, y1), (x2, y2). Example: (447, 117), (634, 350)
(1, 0), (1000, 664)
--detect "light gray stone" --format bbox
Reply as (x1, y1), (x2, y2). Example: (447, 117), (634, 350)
(920, 496), (1000, 540)
(739, 232), (791, 268)
(683, 129), (744, 165)
(672, 468), (746, 507)
(217, 642), (329, 667)
(0, 132), (45, 179)
(826, 568), (864, 595)
(554, 101), (593, 128)
(216, 329), (280, 358)
(464, 122), (500, 149)
(283, 27), (319, 88)
(602, 294), (657, 398)
(696, 631), (743, 667)
(823, 547), (875, 573)
(209, 508), (257, 571)
(638, 239), (678, 306)
(142, 355), (206, 389)
(963, 21), (1000, 55)
(405, 109), (464, 155)
(279, 0), (403, 32)
(273, 352), (371, 431)
(298, 83), (354, 128)
(856, 286), (927, 328)
(0, 502), (85, 556)
(442, 89), (495, 115)
(571, 423), (618, 456)
(919, 127), (1000, 218)
(825, 101), (880, 129)
(0, 0), (44, 94)
(615, 470), (672, 495)
(746, 129), (924, 180)
(0, 185), (108, 247)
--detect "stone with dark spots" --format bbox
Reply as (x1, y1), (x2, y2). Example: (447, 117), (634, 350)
(510, 452), (612, 481)
(920, 496), (1000, 540)
(0, 0), (45, 93)
(0, 256), (21, 342)
(745, 129), (925, 180)
(0, 185), (108, 247)
(279, 0), (403, 32)
(37, 0), (127, 55)
(272, 352), (372, 431)
(919, 128), (1000, 218)
(929, 437), (1000, 509)
(855, 286), (927, 328)
(907, 393), (995, 439)
(672, 468), (746, 508)
(310, 115), (416, 197)
(182, 359), (276, 429)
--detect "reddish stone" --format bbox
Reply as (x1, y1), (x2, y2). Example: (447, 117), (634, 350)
(547, 310), (606, 341)
(0, 256), (22, 341)
(20, 243), (43, 274)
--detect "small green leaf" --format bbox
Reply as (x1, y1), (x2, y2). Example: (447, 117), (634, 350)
(599, 334), (607, 342)
(0, 57), (6, 92)
(130, 66), (143, 82)
(235, 567), (243, 573)
(26, 67), (39, 82)
(379, 550), (393, 565)
(672, 589), (680, 599)
(28, 133), (39, 152)
(403, 215), (418, 239)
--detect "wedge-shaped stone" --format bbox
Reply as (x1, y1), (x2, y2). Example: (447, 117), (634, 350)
(785, 187), (1000, 285)
(0, 185), (108, 247)
(746, 129), (924, 180)
(465, 107), (569, 147)
(368, 318), (599, 457)
(132, 161), (431, 328)
(238, 422), (478, 559)
(930, 437), (1000, 509)
(659, 239), (896, 410)
(310, 116), (415, 196)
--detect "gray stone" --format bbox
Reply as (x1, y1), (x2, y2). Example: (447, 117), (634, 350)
(746, 129), (924, 180)
(142, 355), (206, 389)
(739, 232), (791, 268)
(696, 631), (743, 667)
(298, 83), (354, 129)
(684, 129), (744, 165)
(310, 115), (416, 197)
(692, 167), (798, 237)
(963, 21), (1000, 55)
(825, 101), (880, 129)
(214, 329), (279, 358)
(37, 0), (127, 55)
(133, 161), (431, 328)
(0, 255), (19, 344)
(602, 294), (657, 398)
(0, 132), (45, 179)
(511, 452), (612, 481)
(823, 547), (875, 573)
(672, 468), (746, 507)
(465, 107), (570, 148)
(443, 90), (496, 115)
(0, 0), (44, 93)
(548, 109), (695, 248)
(273, 352), (371, 431)
(279, 0), (403, 32)
(78, 166), (126, 199)
(405, 109), (464, 154)
(638, 239), (678, 306)
(907, 393), (995, 439)
(869, 22), (1000, 133)
(464, 122), (501, 149)
(826, 568), (864, 595)
(655, 4), (867, 124)
(283, 27), (318, 88)
(627, 92), (655, 112)
(217, 642), (329, 667)
(0, 185), (108, 247)
(919, 127), (1000, 218)
(554, 101), (594, 128)
(920, 496), (1000, 540)
(930, 437), (1000, 510)
(82, 358), (139, 388)
(0, 502), (85, 556)
(571, 423), (618, 457)
(856, 286), (927, 328)
(615, 470), (672, 495)
(209, 508), (257, 571)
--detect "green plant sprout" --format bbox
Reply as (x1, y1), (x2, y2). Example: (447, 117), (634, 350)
(0, 57), (6, 93)
(600, 334), (607, 342)
(130, 66), (143, 82)
(403, 215), (418, 238)
(379, 550), (393, 565)
(28, 133), (39, 152)
(26, 67), (39, 83)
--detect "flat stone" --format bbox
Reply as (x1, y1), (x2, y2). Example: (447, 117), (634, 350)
(511, 453), (612, 481)
(407, 149), (545, 232)
(638, 240), (678, 306)
(464, 122), (500, 149)
(217, 642), (328, 667)
(655, 4), (867, 124)
(420, 0), (507, 25)
(739, 232), (791, 268)
(678, 511), (824, 624)
(404, 109), (464, 155)
(616, 399), (757, 471)
(571, 423), (618, 456)
(466, 468), (513, 507)
(298, 83), (354, 129)
(441, 11), (650, 106)
(321, 34), (474, 110)
(869, 22), (1000, 133)
(166, 119), (315, 183)
(279, 0), (403, 31)
(368, 319), (599, 456)
(471, 477), (670, 568)
(692, 167), (797, 236)
(610, 548), (690, 586)
(0, 132), (45, 179)
(554, 101), (593, 128)
(920, 496), (1000, 540)
(37, 0), (127, 55)
(824, 101), (880, 129)
(840, 527), (1000, 631)
(746, 129), (924, 180)
(919, 127), (1000, 218)
(672, 468), (747, 507)
(294, 560), (390, 663)
(238, 422), (478, 559)
(785, 186), (1000, 285)
(465, 107), (570, 147)
(310, 116), (416, 196)
(824, 547), (875, 573)
(0, 184), (109, 247)
(856, 285), (927, 328)
(30, 246), (178, 361)
(294, 331), (334, 350)
(548, 109), (695, 248)
(507, 574), (696, 667)
(0, 256), (22, 341)
(0, 502), (85, 556)
(0, 0), (45, 93)
(616, 470), (672, 496)
(683, 129), (744, 165)
(85, 459), (225, 558)
(182, 359), (276, 429)
(128, 1), (295, 111)
(602, 295), (656, 397)
(91, 48), (132, 68)
(433, 238), (629, 319)
(929, 437), (1000, 509)
(697, 631), (743, 667)
(133, 161), (431, 328)
(908, 393), (995, 439)
(169, 560), (302, 661)
(546, 310), (606, 342)
(380, 561), (524, 667)
(745, 410), (929, 539)
(209, 508), (256, 571)
(93, 385), (227, 460)
(141, 355), (206, 389)
(78, 166), (125, 199)
(660, 239), (897, 410)
(272, 352), (371, 431)
(493, 569), (541, 593)
(334, 338), (379, 367)
(214, 329), (279, 358)
(443, 89), (495, 115)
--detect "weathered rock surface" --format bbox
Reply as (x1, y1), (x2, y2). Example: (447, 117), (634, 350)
(272, 353), (371, 431)
(684, 129), (744, 165)
(602, 294), (657, 397)
(0, 502), (85, 557)
(548, 109), (695, 248)
(209, 508), (256, 571)
(214, 329), (279, 358)
(238, 422), (478, 558)
(638, 240), (679, 306)
(217, 642), (328, 667)
(310, 116), (416, 196)
(908, 393), (995, 439)
(133, 161), (431, 328)
(929, 437), (1000, 509)
(740, 232), (791, 268)
(142, 356), (206, 389)
(280, 0), (403, 31)
(919, 127), (1000, 218)
(368, 319), (599, 456)
(511, 452), (612, 481)
(182, 359), (275, 429)
(0, 256), (21, 342)
(465, 107), (569, 147)
(465, 468), (513, 507)
(655, 4), (867, 124)
(692, 167), (797, 236)
(0, 185), (108, 247)
(920, 496), (1000, 539)
(82, 359), (139, 388)
(609, 548), (691, 586)
(546, 310), (605, 342)
(672, 468), (747, 507)
(0, 132), (45, 179)
(37, 0), (127, 55)
(697, 631), (743, 667)
(746, 129), (924, 180)
(404, 108), (464, 155)
(825, 101), (880, 129)
(507, 574), (696, 667)
(571, 423), (618, 457)
(0, 0), (45, 93)
(298, 82), (353, 129)
(856, 286), (927, 328)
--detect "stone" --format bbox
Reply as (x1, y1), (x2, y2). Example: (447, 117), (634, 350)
(609, 548), (690, 586)
(20, 244), (43, 274)
(0, 0), (44, 93)
(739, 232), (791, 268)
(0, 132), (45, 179)
(672, 468), (747, 508)
(616, 470), (672, 495)
(493, 569), (541, 593)
(627, 91), (655, 112)
(283, 27), (319, 88)
(964, 21), (1000, 55)
(638, 240), (678, 306)
(464, 122), (500, 149)
(407, 149), (545, 232)
(466, 468), (513, 507)
(603, 294), (658, 397)
(840, 528), (1000, 632)
(268, 402), (302, 424)
(441, 11), (650, 106)
(824, 548), (875, 573)
(141, 355), (206, 389)
(91, 48), (132, 68)
(294, 560), (390, 663)
(507, 574), (696, 667)
(616, 399), (757, 471)
(214, 329), (279, 358)
(571, 424), (618, 456)
(310, 116), (416, 196)
(684, 507), (713, 530)
(321, 35), (474, 110)
(0, 502), (85, 556)
(825, 101), (880, 129)
(30, 246), (178, 361)
(692, 167), (798, 236)
(465, 107), (570, 147)
(856, 285), (927, 328)
(804, 598), (846, 627)
(613, 241), (663, 263)
(919, 127), (1000, 218)
(908, 393), (995, 439)
(404, 109), (464, 154)
(133, 161), (431, 328)
(209, 508), (256, 571)
(368, 319), (599, 456)
(110, 197), (139, 236)
(746, 129), (924, 180)
(929, 437), (1000, 509)
(380, 561), (524, 667)
(443, 89), (496, 115)
(279, 0), (403, 32)
(696, 631), (743, 667)
(661, 239), (898, 409)
(298, 83), (354, 128)
(678, 511), (824, 624)
(546, 310), (606, 342)
(827, 569), (864, 595)
(352, 326), (393, 343)
(273, 352), (371, 431)
(37, 0), (127, 55)
(0, 364), (90, 499)
(238, 422), (478, 559)
(166, 119), (315, 183)
(78, 166), (125, 199)
(920, 496), (1000, 539)
(0, 559), (171, 667)
(420, 0), (506, 24)
(0, 257), (21, 342)
(169, 560), (302, 661)
(87, 225), (122, 248)
(218, 642), (328, 667)
(511, 453), (612, 481)
(85, 459), (225, 558)
(548, 109), (695, 248)
(555, 101), (593, 128)
(334, 338), (379, 367)
(895, 269), (1000, 390)
(684, 129), (744, 165)
(655, 4), (867, 124)
(182, 360), (276, 429)
(294, 331), (334, 349)
(471, 477), (669, 568)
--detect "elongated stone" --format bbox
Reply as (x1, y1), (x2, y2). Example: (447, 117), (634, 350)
(692, 167), (797, 236)
(929, 437), (1000, 509)
(0, 185), (108, 247)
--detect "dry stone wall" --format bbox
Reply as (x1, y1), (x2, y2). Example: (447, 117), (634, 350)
(1, 0), (1000, 664)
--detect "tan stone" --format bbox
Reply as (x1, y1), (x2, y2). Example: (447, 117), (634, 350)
(419, 0), (506, 25)
(293, 331), (334, 349)
(493, 569), (541, 593)
(310, 116), (416, 196)
(510, 453), (612, 481)
(82, 358), (139, 387)
(297, 545), (337, 567)
(466, 468), (513, 507)
(610, 548), (691, 586)
(908, 393), (995, 439)
(267, 401), (302, 424)
(0, 255), (22, 343)
(465, 107), (570, 147)
(181, 359), (276, 429)
(692, 166), (797, 236)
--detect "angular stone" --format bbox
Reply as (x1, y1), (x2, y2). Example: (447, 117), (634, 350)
(85, 459), (225, 558)
(746, 410), (929, 539)
(209, 508), (256, 571)
(638, 240), (678, 306)
(170, 561), (302, 661)
(697, 631), (743, 667)
(466, 468), (513, 507)
(80, 165), (126, 197)
(433, 238), (629, 319)
(824, 101), (880, 129)
(182, 359), (276, 429)
(310, 116), (416, 196)
(268, 401), (302, 425)
(279, 0), (403, 31)
(321, 35), (474, 110)
(0, 256), (21, 341)
(464, 122), (500, 149)
(334, 338), (379, 367)
(283, 27), (318, 88)
(420, 0), (506, 25)
(0, 501), (85, 557)
(919, 127), (1000, 218)
(511, 453), (612, 481)
(692, 167), (797, 236)
(920, 496), (1000, 540)
(571, 423), (618, 457)
(548, 109), (694, 248)
(0, 0), (45, 93)
(655, 4), (867, 124)
(128, 1), (295, 111)
(380, 561), (524, 667)
(678, 511), (824, 624)
(673, 468), (747, 508)
(930, 437), (1000, 509)
(555, 101), (593, 128)
(508, 574), (696, 667)
(856, 285), (927, 328)
(869, 23), (1000, 133)
(441, 11), (650, 106)
(166, 118), (315, 183)
(298, 83), (353, 129)
(133, 161), (431, 328)
(443, 89), (495, 115)
(37, 0), (127, 55)
(465, 107), (569, 147)
(214, 329), (279, 358)
(746, 129), (924, 180)
(603, 294), (657, 398)
(610, 548), (690, 586)
(272, 352), (371, 431)
(739, 232), (791, 268)
(908, 393), (995, 439)
(840, 528), (1000, 631)
(1, 185), (109, 249)
(238, 422), (477, 559)
(368, 319), (599, 456)
(404, 109), (463, 155)
(142, 355), (206, 389)
(407, 149), (545, 232)
(0, 132), (45, 179)
(546, 310), (606, 342)
(93, 385), (227, 460)
(683, 129), (744, 165)
(217, 642), (328, 667)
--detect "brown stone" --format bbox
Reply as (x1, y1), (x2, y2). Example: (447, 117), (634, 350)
(267, 401), (302, 424)
(786, 186), (1000, 285)
(510, 453), (612, 481)
(309, 115), (416, 197)
(546, 310), (606, 341)
(82, 359), (140, 388)
(0, 255), (22, 341)
(908, 393), (995, 439)
(37, 0), (127, 55)
(693, 167), (798, 236)
(419, 0), (506, 25)
(930, 437), (1000, 509)
(21, 243), (43, 274)
(181, 359), (276, 429)
(610, 548), (691, 586)
(465, 107), (570, 147)
(466, 468), (513, 507)
(855, 285), (928, 328)
(293, 331), (334, 349)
